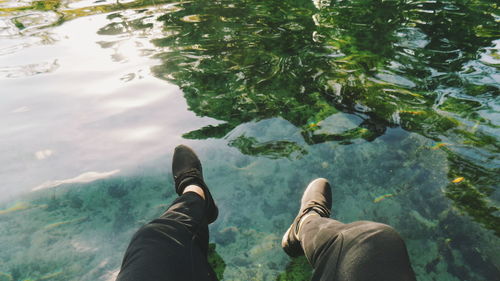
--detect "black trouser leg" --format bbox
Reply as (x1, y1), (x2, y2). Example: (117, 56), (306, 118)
(116, 192), (217, 281)
(300, 217), (416, 281)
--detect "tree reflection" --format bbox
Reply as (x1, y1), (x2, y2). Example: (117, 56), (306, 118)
(146, 0), (500, 234)
(92, 0), (498, 234)
(151, 0), (401, 146)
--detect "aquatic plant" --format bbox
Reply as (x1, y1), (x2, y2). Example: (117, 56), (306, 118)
(276, 256), (312, 281)
(207, 243), (226, 280)
(444, 151), (500, 236)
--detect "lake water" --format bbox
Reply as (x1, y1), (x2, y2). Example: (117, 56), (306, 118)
(0, 0), (498, 280)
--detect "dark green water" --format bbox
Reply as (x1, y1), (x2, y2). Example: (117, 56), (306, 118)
(0, 0), (498, 280)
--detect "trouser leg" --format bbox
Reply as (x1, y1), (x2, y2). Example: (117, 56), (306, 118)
(300, 217), (416, 281)
(116, 192), (217, 281)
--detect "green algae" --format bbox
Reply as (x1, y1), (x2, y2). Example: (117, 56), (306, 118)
(12, 18), (25, 29)
(0, 139), (498, 280)
(444, 151), (500, 236)
(445, 180), (500, 236)
(276, 256), (311, 281)
(0, 202), (30, 215)
(207, 243), (226, 281)
(44, 217), (87, 231)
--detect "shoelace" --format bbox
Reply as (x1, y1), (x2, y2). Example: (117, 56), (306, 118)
(175, 168), (203, 193)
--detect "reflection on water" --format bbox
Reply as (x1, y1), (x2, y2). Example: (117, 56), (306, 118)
(0, 0), (498, 280)
(149, 0), (499, 236)
(33, 169), (120, 191)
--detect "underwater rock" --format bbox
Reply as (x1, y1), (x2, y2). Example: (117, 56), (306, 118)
(232, 256), (251, 267)
(410, 210), (438, 229)
(234, 156), (252, 169)
(248, 234), (279, 258)
(69, 196), (83, 209)
(268, 261), (279, 270)
(0, 272), (13, 281)
(107, 184), (129, 198)
(215, 226), (238, 246)
(424, 257), (440, 273)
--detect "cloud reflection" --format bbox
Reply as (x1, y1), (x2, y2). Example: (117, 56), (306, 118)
(115, 126), (162, 141)
(104, 91), (164, 110)
(11, 106), (30, 113)
(32, 169), (120, 191)
(35, 149), (53, 160)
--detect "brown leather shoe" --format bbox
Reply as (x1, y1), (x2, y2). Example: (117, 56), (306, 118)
(282, 178), (332, 257)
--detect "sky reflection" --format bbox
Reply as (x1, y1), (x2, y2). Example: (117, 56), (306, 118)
(0, 13), (218, 198)
(32, 169), (121, 191)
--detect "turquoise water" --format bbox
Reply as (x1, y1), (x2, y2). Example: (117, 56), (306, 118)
(0, 0), (499, 280)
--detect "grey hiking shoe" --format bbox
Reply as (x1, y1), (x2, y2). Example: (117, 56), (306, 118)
(281, 178), (332, 257)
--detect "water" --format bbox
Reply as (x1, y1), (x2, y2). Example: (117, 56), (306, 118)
(0, 0), (498, 280)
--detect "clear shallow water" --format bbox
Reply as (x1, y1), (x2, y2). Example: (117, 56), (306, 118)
(0, 0), (499, 280)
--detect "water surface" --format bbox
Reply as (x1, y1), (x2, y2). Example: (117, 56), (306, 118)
(0, 0), (498, 280)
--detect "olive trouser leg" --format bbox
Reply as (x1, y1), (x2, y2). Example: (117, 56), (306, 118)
(116, 192), (217, 281)
(300, 217), (417, 281)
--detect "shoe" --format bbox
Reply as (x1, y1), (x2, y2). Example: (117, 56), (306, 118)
(282, 178), (332, 257)
(172, 144), (218, 224)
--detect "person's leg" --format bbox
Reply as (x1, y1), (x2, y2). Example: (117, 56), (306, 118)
(300, 218), (416, 281)
(116, 145), (219, 281)
(116, 190), (215, 281)
(282, 178), (416, 281)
